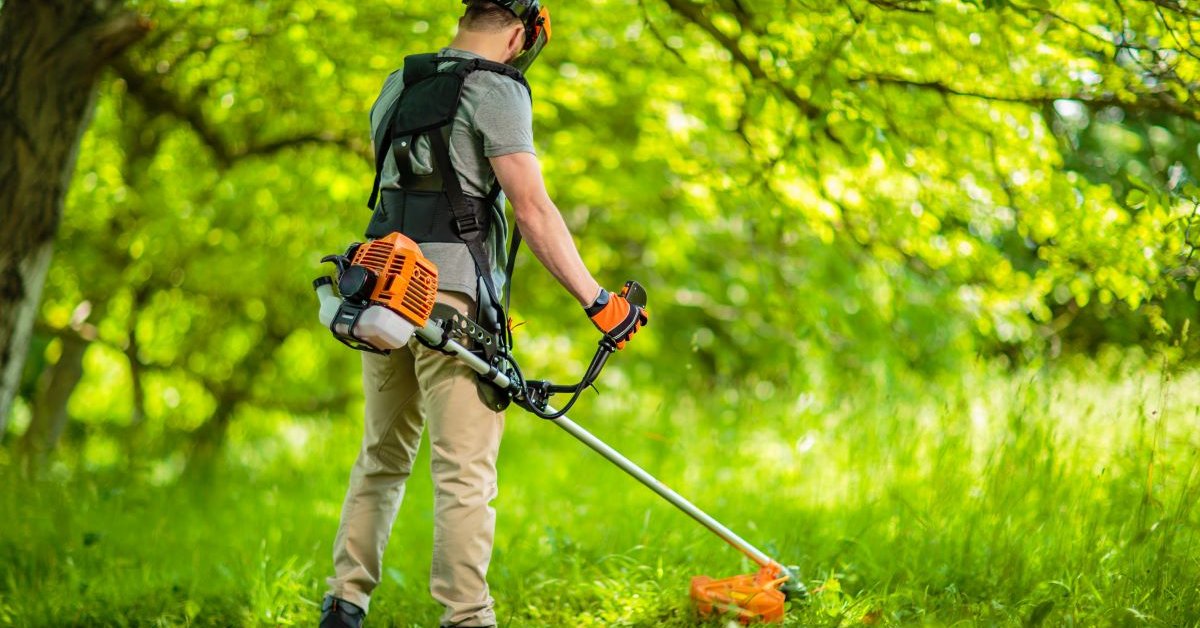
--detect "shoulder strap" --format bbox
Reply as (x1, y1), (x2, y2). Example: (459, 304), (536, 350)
(460, 58), (533, 97)
(367, 90), (408, 210)
(426, 57), (533, 325)
(402, 53), (441, 86)
(503, 224), (522, 316)
(366, 53), (457, 209)
(460, 60), (530, 321)
(429, 127), (505, 326)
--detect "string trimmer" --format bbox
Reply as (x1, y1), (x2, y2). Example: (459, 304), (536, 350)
(314, 232), (807, 623)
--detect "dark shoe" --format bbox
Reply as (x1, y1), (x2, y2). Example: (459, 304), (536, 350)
(320, 595), (365, 628)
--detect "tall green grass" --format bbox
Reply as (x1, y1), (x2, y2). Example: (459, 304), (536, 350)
(2, 355), (1198, 626)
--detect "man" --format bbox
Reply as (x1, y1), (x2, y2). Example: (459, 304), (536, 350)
(320, 2), (647, 627)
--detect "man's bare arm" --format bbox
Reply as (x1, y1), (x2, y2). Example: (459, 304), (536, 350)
(490, 152), (601, 307)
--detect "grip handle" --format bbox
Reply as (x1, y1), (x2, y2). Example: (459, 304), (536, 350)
(621, 280), (647, 308)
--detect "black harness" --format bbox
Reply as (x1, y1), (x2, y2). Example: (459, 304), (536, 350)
(364, 52), (531, 410)
(364, 52), (531, 334)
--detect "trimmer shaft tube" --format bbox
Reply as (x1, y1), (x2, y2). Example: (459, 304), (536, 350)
(548, 414), (787, 573)
(415, 321), (797, 584)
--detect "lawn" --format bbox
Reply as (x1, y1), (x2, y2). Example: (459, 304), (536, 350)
(2, 354), (1198, 626)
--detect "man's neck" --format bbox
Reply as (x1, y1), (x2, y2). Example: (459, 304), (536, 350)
(448, 31), (508, 64)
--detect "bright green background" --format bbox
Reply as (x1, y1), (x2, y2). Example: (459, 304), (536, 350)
(3, 0), (1200, 625)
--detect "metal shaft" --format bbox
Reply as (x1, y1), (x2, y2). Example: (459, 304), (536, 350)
(416, 322), (792, 578)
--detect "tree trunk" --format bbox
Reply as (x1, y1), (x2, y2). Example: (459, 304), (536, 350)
(124, 322), (148, 470)
(0, 0), (150, 436)
(19, 331), (89, 474)
(184, 398), (240, 478)
(0, 242), (52, 437)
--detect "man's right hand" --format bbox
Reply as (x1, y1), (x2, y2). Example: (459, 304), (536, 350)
(585, 288), (648, 350)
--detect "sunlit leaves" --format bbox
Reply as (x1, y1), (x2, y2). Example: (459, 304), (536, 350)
(28, 0), (1200, 467)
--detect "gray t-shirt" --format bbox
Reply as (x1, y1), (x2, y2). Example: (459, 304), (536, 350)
(368, 47), (535, 301)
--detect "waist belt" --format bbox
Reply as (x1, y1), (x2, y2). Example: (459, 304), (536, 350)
(364, 189), (492, 243)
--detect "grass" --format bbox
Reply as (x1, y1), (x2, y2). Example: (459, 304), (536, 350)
(2, 354), (1199, 626)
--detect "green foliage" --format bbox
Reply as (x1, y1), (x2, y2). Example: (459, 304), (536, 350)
(13, 0), (1196, 458)
(6, 0), (1200, 623)
(4, 361), (1199, 625)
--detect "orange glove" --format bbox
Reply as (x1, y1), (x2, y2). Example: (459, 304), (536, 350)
(585, 287), (648, 350)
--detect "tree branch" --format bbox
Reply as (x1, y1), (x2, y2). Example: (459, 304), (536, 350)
(90, 11), (153, 65)
(864, 0), (932, 13)
(111, 57), (235, 164)
(1142, 0), (1200, 19)
(110, 58), (366, 167)
(243, 131), (367, 160)
(638, 0), (687, 64)
(661, 0), (822, 120)
(855, 74), (1200, 123)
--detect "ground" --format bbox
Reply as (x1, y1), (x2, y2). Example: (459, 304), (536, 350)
(2, 356), (1198, 626)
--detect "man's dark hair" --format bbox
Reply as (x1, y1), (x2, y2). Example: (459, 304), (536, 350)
(462, 0), (520, 31)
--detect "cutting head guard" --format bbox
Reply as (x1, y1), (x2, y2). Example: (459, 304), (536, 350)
(463, 0), (551, 72)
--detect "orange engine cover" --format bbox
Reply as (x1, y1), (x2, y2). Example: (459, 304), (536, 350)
(690, 565), (787, 624)
(349, 232), (439, 327)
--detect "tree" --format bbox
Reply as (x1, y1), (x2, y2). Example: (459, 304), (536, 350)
(7, 0), (1200, 474)
(0, 0), (150, 433)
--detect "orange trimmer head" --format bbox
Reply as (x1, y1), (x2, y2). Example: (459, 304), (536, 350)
(690, 564), (793, 623)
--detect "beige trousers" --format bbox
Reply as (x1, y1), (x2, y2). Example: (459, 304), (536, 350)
(327, 291), (504, 627)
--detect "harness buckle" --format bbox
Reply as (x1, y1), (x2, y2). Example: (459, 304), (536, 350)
(454, 213), (483, 240)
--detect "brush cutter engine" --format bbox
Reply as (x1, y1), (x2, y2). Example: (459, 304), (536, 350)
(314, 232), (439, 353)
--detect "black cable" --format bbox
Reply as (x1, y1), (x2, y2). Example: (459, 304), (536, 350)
(500, 342), (612, 420)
